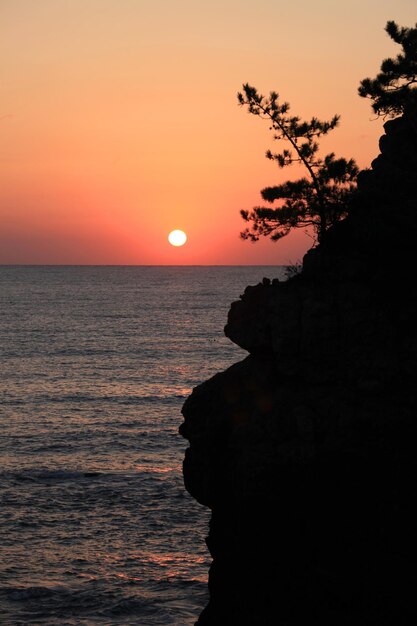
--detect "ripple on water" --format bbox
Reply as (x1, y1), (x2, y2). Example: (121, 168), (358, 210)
(0, 265), (286, 624)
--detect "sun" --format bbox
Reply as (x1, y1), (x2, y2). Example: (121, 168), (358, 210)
(168, 229), (187, 247)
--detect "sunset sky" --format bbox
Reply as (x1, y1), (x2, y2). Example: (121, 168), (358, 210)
(1, 0), (415, 265)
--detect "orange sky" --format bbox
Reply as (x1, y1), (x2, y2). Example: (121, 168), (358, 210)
(1, 0), (415, 265)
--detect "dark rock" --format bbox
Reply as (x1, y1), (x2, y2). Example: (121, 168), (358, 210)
(180, 110), (417, 624)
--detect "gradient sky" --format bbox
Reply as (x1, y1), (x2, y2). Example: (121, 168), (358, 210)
(1, 0), (415, 264)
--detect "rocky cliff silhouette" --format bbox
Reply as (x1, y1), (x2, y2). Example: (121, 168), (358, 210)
(180, 112), (417, 625)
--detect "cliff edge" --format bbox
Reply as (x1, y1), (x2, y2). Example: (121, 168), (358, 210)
(180, 113), (417, 625)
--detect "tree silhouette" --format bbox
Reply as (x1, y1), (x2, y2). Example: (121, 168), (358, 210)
(238, 84), (358, 244)
(359, 21), (417, 118)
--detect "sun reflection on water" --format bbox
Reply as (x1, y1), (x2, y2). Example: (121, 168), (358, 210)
(96, 550), (208, 584)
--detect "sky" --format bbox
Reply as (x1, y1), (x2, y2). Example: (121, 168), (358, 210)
(1, 0), (415, 265)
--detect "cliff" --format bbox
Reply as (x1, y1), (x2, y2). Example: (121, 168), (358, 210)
(180, 113), (417, 625)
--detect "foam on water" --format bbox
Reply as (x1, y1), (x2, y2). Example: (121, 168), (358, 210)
(0, 265), (285, 625)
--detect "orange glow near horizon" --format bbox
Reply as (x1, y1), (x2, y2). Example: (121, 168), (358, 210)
(1, 1), (416, 265)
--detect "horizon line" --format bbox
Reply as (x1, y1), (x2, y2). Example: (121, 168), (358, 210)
(0, 263), (287, 267)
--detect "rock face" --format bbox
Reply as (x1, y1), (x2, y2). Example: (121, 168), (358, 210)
(180, 113), (417, 625)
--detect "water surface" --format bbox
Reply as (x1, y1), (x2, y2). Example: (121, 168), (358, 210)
(0, 265), (285, 625)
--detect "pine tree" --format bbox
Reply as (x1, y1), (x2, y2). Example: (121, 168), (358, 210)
(238, 84), (358, 244)
(358, 21), (417, 118)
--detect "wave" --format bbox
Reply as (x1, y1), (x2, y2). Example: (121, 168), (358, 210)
(10, 469), (104, 483)
(0, 577), (208, 624)
(8, 465), (182, 484)
(2, 392), (189, 406)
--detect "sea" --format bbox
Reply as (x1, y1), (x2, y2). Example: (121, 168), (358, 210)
(0, 265), (285, 626)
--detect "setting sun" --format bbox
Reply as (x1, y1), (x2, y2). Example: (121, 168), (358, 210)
(168, 230), (187, 247)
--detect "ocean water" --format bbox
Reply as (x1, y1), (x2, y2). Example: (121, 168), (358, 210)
(0, 265), (285, 626)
